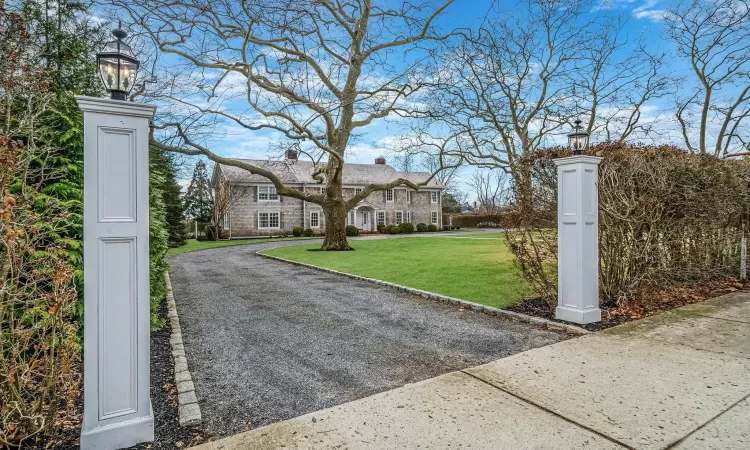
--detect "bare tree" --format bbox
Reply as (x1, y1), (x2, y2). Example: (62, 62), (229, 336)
(431, 0), (589, 177)
(423, 0), (669, 203)
(665, 0), (750, 156)
(212, 176), (250, 240)
(467, 169), (510, 214)
(576, 19), (673, 141)
(115, 0), (458, 250)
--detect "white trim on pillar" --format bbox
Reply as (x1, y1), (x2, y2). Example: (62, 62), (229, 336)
(77, 96), (156, 450)
(554, 155), (602, 324)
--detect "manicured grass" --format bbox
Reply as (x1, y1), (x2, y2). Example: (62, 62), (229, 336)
(167, 237), (318, 256)
(262, 236), (530, 308)
(435, 232), (507, 239)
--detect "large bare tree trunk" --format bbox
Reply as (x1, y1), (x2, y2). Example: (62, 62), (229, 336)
(321, 154), (352, 250)
(322, 199), (352, 251)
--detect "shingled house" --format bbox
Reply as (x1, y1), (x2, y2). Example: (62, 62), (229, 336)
(211, 151), (443, 237)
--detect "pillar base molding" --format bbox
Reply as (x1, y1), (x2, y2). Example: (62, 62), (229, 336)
(80, 409), (154, 450)
(556, 306), (601, 325)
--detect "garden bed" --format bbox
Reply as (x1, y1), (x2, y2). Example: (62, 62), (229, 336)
(507, 278), (748, 332)
(40, 300), (209, 449)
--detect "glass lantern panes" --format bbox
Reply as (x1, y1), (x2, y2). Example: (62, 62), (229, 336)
(97, 28), (139, 100)
(567, 119), (590, 155)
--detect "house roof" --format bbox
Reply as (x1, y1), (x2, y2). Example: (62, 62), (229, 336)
(217, 159), (443, 188)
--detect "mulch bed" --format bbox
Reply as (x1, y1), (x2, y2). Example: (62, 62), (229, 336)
(127, 300), (208, 449)
(41, 299), (209, 449)
(507, 278), (748, 332)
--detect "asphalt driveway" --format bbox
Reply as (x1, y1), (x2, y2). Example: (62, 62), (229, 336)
(168, 239), (568, 438)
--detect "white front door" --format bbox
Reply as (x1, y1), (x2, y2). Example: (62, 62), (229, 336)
(360, 211), (370, 231)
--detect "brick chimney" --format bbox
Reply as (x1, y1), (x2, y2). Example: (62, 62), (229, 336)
(285, 149), (298, 161)
(375, 157), (386, 165)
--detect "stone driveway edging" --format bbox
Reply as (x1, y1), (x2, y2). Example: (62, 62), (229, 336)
(165, 272), (202, 426)
(257, 251), (589, 336)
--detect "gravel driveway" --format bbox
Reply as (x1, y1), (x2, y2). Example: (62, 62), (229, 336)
(168, 239), (567, 438)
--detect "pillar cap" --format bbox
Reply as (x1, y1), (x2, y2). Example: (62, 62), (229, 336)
(76, 95), (156, 119)
(553, 154), (603, 166)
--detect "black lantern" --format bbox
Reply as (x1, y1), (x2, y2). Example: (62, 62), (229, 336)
(96, 23), (139, 101)
(567, 119), (590, 155)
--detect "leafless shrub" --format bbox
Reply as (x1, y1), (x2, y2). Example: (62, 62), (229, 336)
(506, 142), (750, 312)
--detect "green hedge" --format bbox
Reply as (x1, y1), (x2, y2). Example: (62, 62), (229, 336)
(445, 213), (508, 229)
(398, 222), (414, 234)
(346, 225), (359, 236)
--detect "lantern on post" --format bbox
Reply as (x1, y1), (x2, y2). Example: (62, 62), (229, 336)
(96, 23), (139, 101)
(567, 119), (590, 155)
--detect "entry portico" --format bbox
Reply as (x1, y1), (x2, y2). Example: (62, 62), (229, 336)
(348, 201), (379, 232)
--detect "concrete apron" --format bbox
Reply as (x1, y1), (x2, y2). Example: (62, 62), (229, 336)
(190, 291), (750, 450)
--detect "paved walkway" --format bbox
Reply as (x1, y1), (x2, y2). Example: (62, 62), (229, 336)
(168, 238), (566, 438)
(191, 291), (750, 450)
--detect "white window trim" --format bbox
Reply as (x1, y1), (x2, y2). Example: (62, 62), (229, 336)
(349, 210), (356, 226)
(310, 211), (320, 228)
(258, 185), (279, 202)
(223, 213), (230, 230)
(354, 187), (363, 195)
(431, 210), (439, 225)
(395, 210), (403, 225)
(258, 212), (281, 229)
(377, 211), (386, 225)
(406, 211), (412, 224)
(386, 189), (394, 202)
(430, 191), (438, 204)
(407, 190), (412, 203)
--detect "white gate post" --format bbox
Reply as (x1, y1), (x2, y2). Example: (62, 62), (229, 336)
(77, 96), (156, 449)
(554, 155), (602, 324)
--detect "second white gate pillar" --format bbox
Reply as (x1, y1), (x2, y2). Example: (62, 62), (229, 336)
(554, 155), (602, 324)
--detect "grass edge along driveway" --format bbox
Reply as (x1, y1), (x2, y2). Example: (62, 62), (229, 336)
(261, 235), (530, 309)
(167, 237), (319, 256)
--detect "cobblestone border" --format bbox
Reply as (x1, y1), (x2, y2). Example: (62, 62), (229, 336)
(165, 272), (203, 426)
(257, 252), (589, 336)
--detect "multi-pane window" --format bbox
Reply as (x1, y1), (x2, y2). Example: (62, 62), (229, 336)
(310, 211), (320, 228)
(386, 189), (394, 202)
(259, 212), (280, 229)
(430, 191), (438, 203)
(354, 188), (363, 195)
(320, 187), (326, 195)
(407, 191), (412, 203)
(406, 211), (412, 223)
(223, 213), (230, 230)
(431, 211), (439, 224)
(349, 211), (356, 225)
(395, 211), (403, 225)
(258, 185), (278, 201)
(377, 211), (386, 225)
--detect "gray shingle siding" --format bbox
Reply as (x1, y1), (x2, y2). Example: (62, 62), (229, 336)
(215, 160), (443, 236)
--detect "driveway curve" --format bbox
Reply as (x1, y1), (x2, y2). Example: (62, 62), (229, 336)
(168, 239), (567, 437)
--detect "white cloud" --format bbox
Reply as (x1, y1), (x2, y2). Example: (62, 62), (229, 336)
(632, 0), (666, 21)
(633, 9), (666, 20)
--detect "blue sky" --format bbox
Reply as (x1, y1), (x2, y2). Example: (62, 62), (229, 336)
(118, 0), (700, 196)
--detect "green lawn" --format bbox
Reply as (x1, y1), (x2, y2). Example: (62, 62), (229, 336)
(261, 235), (530, 308)
(167, 237), (318, 256)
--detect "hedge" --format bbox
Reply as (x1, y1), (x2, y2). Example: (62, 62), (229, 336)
(506, 142), (750, 312)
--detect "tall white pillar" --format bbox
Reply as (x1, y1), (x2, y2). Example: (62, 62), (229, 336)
(77, 96), (156, 449)
(554, 155), (602, 324)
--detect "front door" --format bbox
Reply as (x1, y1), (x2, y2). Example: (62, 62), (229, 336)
(360, 211), (370, 231)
